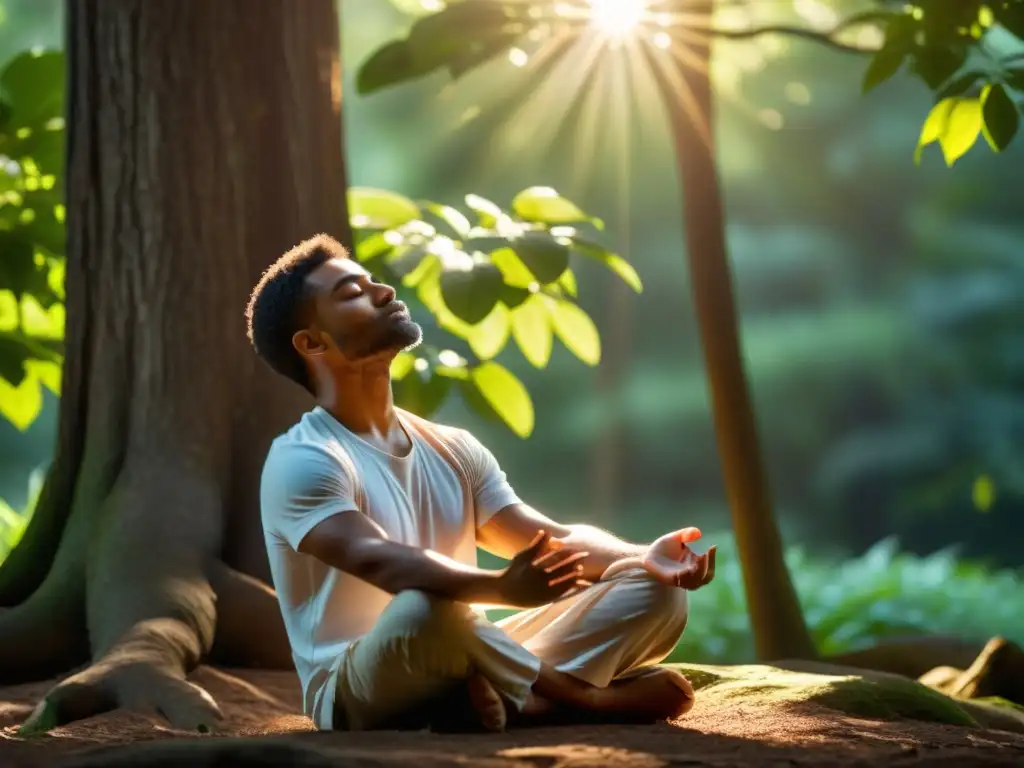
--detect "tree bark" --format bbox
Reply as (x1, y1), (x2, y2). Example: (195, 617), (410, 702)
(640, 5), (817, 660)
(0, 0), (345, 732)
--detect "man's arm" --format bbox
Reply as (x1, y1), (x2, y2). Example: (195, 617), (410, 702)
(477, 503), (646, 583)
(299, 512), (511, 604)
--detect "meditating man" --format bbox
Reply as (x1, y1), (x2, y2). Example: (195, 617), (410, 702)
(246, 234), (717, 732)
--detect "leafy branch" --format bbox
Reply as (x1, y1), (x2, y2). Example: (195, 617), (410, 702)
(348, 186), (642, 437)
(357, 1), (1024, 165)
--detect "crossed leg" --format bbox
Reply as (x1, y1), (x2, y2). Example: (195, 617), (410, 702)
(327, 567), (693, 731)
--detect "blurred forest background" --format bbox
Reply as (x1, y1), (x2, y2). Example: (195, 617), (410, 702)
(0, 0), (1021, 665)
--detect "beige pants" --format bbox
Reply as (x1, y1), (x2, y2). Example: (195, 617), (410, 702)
(321, 567), (689, 730)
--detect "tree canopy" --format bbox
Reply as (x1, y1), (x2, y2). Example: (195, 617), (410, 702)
(357, 0), (1024, 166)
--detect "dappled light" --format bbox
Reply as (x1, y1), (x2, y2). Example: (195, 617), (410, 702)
(0, 0), (1023, 765)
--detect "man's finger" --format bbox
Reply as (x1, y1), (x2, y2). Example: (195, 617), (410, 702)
(699, 546), (717, 587)
(523, 530), (550, 558)
(677, 527), (702, 544)
(541, 551), (589, 573)
(548, 565), (585, 587)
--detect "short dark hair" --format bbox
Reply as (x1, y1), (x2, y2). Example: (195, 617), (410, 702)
(246, 234), (348, 393)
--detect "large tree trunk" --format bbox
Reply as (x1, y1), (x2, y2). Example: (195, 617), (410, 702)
(0, 0), (344, 731)
(641, 5), (816, 660)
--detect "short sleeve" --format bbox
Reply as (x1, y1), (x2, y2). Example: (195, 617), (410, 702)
(260, 440), (360, 552)
(454, 430), (522, 528)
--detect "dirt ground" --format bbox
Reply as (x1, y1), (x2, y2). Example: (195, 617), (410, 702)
(2, 666), (1023, 767)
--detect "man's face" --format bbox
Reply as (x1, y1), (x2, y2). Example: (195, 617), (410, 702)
(295, 258), (422, 363)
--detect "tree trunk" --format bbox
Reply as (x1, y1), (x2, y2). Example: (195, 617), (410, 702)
(641, 6), (816, 660)
(0, 0), (345, 732)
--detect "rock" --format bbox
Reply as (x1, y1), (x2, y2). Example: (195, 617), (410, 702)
(665, 661), (1024, 734)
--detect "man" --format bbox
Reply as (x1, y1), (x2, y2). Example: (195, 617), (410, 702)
(246, 234), (717, 733)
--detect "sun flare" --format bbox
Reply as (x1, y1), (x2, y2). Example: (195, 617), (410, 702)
(589, 0), (645, 38)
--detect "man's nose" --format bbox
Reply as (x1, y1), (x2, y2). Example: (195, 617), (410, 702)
(372, 281), (396, 306)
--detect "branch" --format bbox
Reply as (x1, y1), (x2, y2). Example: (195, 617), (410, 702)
(700, 12), (894, 56)
(702, 24), (878, 55)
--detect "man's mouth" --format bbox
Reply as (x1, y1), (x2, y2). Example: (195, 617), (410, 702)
(385, 301), (409, 318)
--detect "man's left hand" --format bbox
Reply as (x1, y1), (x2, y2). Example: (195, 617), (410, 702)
(642, 527), (716, 590)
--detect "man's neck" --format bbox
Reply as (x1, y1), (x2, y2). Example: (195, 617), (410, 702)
(315, 358), (398, 439)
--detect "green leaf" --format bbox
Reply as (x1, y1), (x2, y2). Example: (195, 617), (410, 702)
(938, 98), (984, 166)
(972, 475), (996, 512)
(465, 194), (503, 228)
(407, 1), (509, 61)
(423, 202), (471, 237)
(512, 187), (591, 226)
(570, 238), (643, 292)
(458, 377), (508, 429)
(439, 258), (503, 324)
(558, 269), (578, 298)
(393, 361), (451, 418)
(862, 46), (907, 94)
(491, 247), (535, 288)
(356, 1), (514, 94)
(547, 297), (600, 365)
(0, 232), (57, 304)
(29, 359), (60, 395)
(390, 351), (416, 380)
(980, 83), (1020, 152)
(498, 283), (531, 309)
(511, 295), (552, 368)
(356, 41), (431, 96)
(0, 367), (43, 430)
(915, 97), (983, 166)
(512, 232), (570, 284)
(0, 333), (29, 385)
(468, 303), (511, 360)
(470, 361), (534, 438)
(0, 50), (64, 128)
(349, 187), (420, 230)
(354, 231), (394, 264)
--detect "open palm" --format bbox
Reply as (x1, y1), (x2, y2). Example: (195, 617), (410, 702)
(642, 527), (717, 590)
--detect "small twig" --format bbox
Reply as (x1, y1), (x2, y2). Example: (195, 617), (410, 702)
(701, 24), (878, 55)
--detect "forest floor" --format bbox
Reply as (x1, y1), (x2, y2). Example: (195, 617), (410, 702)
(2, 665), (1024, 767)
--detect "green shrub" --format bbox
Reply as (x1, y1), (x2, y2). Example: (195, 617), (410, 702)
(669, 534), (1024, 664)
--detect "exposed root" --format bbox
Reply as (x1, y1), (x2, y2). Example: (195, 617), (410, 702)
(824, 635), (990, 681)
(19, 644), (223, 736)
(209, 561), (293, 670)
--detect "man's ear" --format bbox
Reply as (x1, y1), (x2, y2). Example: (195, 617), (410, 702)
(292, 328), (327, 357)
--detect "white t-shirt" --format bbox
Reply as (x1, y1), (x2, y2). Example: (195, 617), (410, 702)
(259, 406), (520, 727)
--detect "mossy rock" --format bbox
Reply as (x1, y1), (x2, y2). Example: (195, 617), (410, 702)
(664, 662), (1024, 734)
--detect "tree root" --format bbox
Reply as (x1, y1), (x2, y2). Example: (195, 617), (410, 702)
(19, 632), (223, 736)
(824, 635), (990, 680)
(209, 561), (293, 670)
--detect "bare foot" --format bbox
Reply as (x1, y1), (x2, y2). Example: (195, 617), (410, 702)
(596, 667), (695, 721)
(466, 672), (507, 733)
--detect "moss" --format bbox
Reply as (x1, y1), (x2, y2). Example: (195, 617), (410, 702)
(665, 662), (977, 728)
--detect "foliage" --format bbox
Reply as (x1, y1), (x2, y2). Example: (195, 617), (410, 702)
(359, 1), (1024, 166)
(662, 534), (1024, 664)
(350, 186), (640, 436)
(0, 464), (41, 561)
(0, 47), (65, 429)
(862, 1), (1024, 165)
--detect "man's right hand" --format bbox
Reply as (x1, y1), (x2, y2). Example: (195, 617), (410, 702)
(495, 530), (589, 607)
